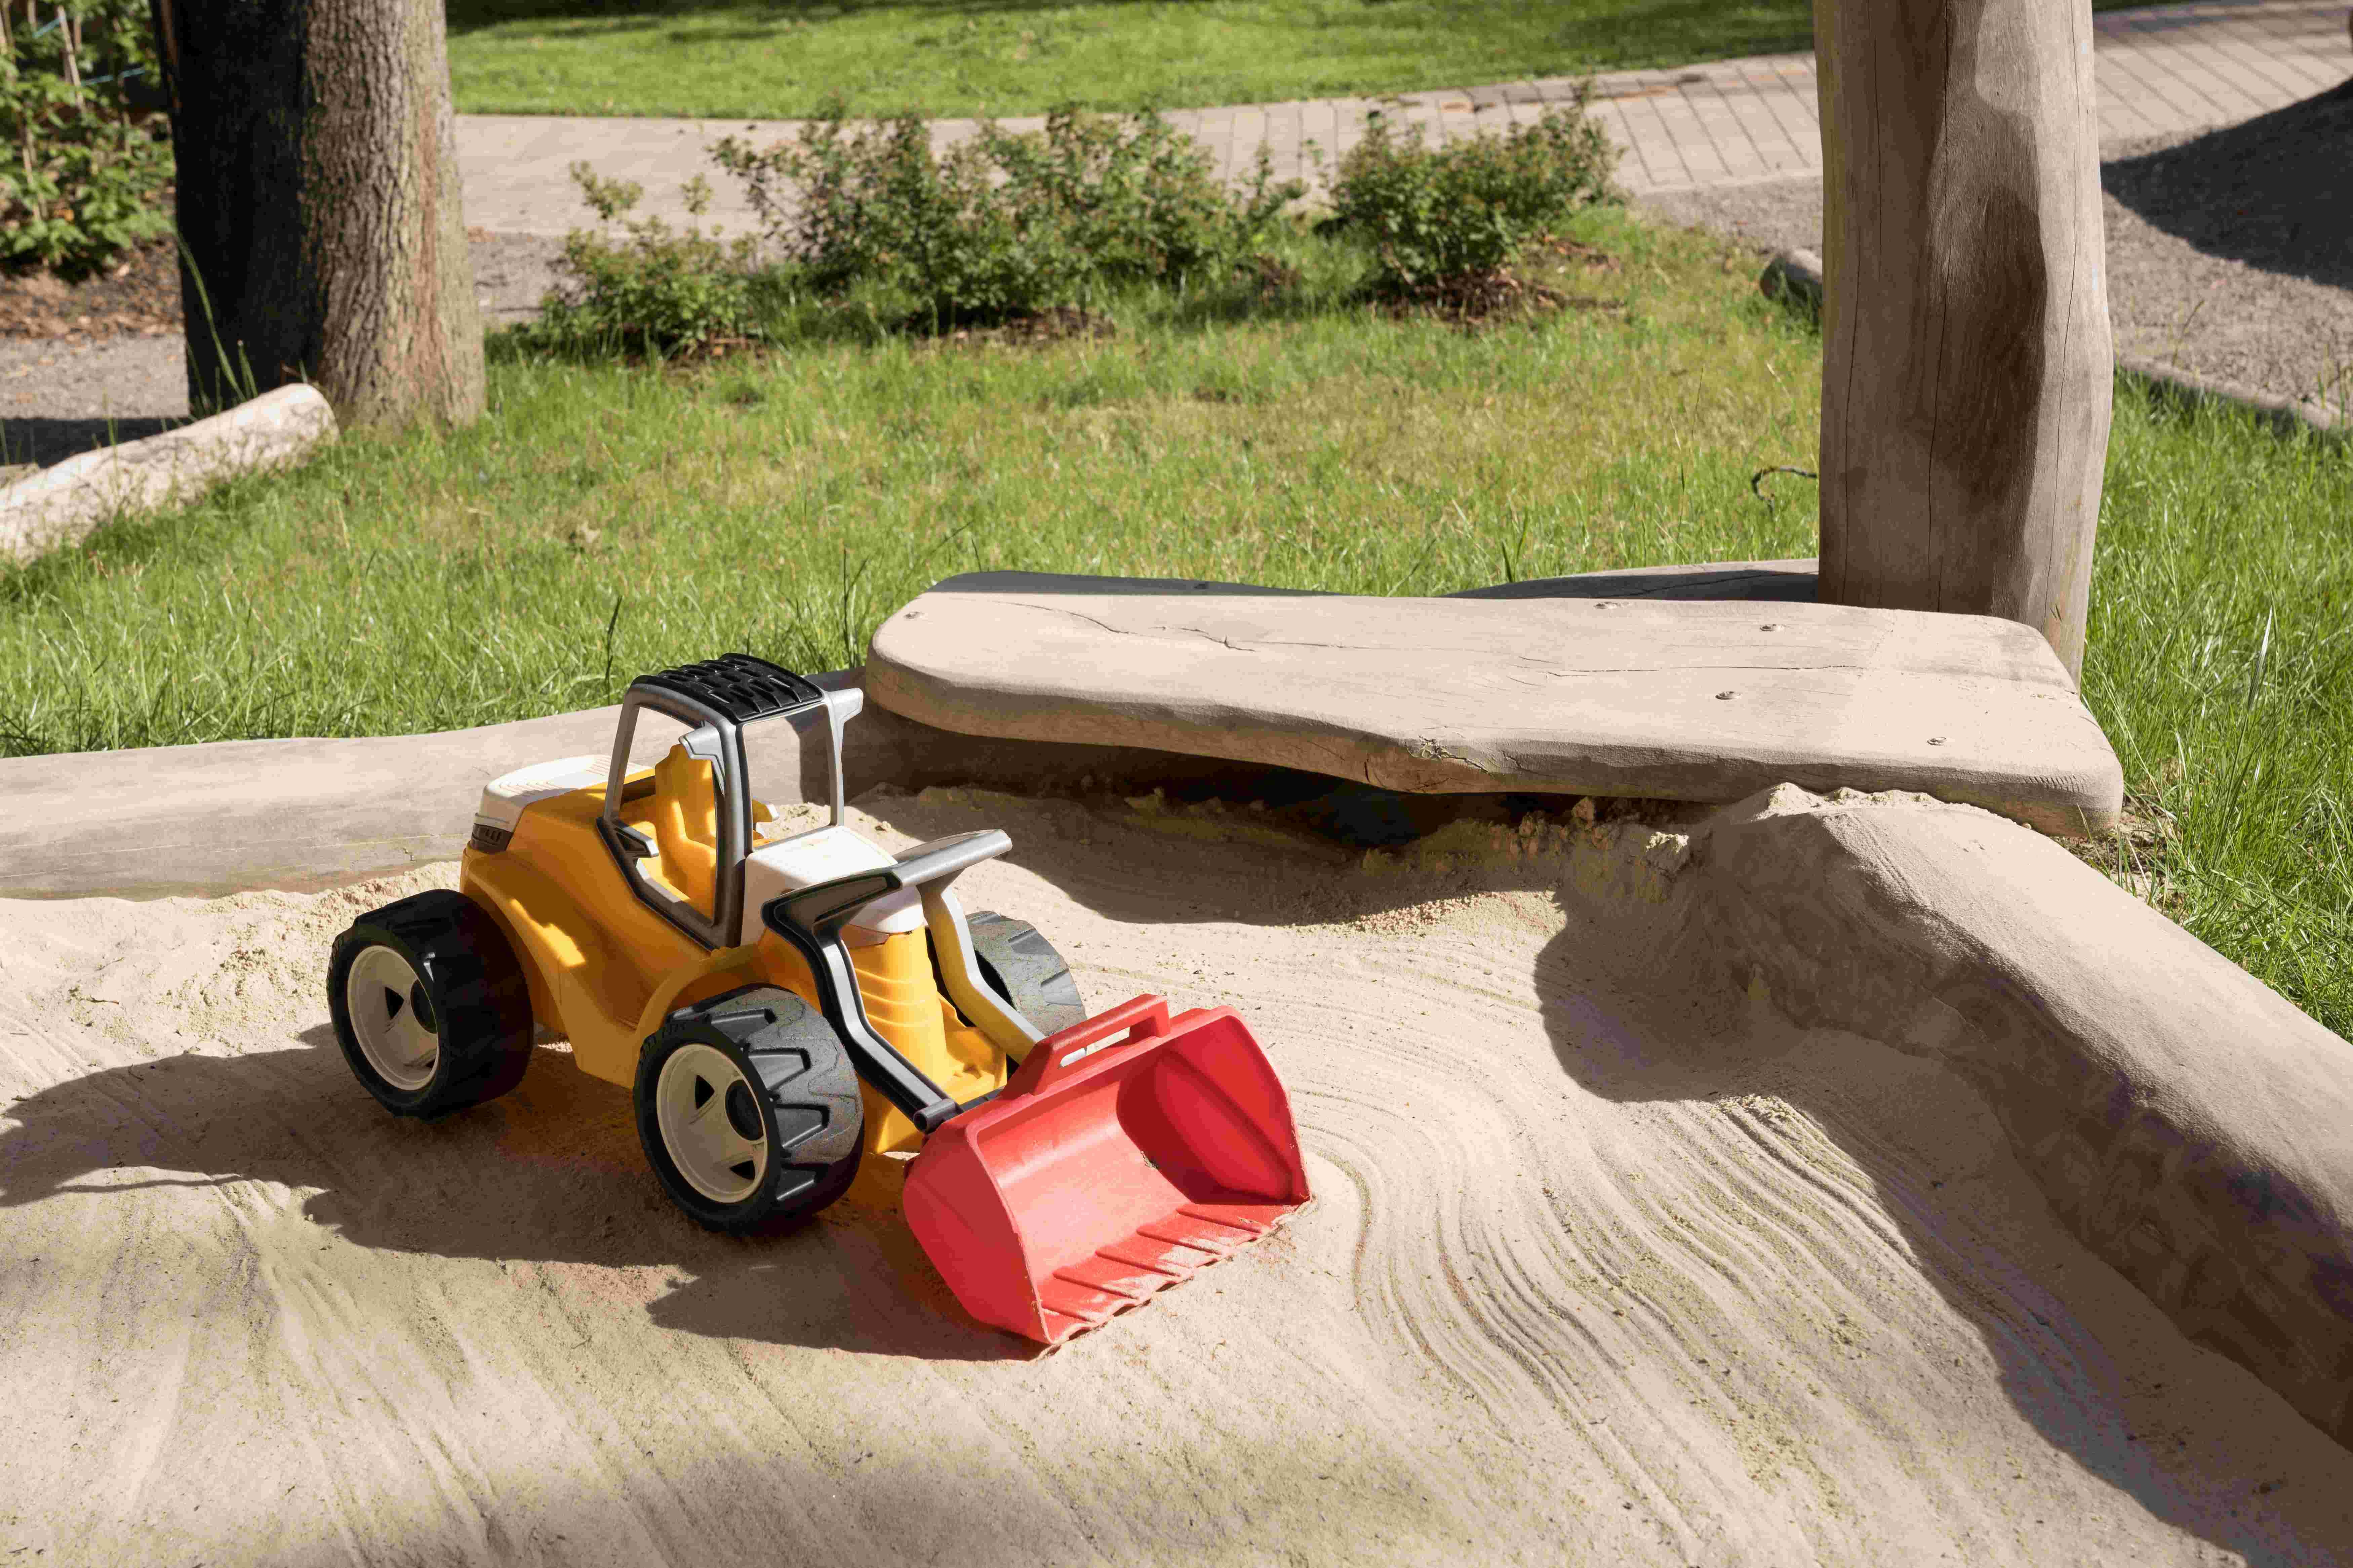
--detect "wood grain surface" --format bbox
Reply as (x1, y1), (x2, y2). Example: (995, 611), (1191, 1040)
(1814, 0), (2114, 678)
(866, 581), (2125, 835)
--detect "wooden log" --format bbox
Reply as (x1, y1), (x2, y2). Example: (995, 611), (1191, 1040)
(0, 385), (336, 564)
(866, 582), (2126, 836)
(1814, 0), (2113, 682)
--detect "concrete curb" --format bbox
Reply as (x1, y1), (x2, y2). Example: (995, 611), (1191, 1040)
(1680, 785), (2353, 1447)
(0, 385), (338, 564)
(1759, 249), (2349, 443)
(2117, 353), (2349, 445)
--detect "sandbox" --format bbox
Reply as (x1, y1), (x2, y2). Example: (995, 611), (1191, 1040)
(6, 771), (2353, 1565)
(6, 569), (2351, 1564)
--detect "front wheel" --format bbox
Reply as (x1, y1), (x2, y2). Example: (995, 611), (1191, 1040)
(327, 890), (534, 1117)
(636, 986), (864, 1234)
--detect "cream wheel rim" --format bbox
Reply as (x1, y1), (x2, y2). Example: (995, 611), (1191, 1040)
(345, 944), (440, 1092)
(656, 1042), (768, 1204)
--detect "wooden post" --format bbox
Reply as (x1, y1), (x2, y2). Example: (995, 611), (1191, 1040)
(1814, 0), (2113, 683)
(149, 0), (484, 431)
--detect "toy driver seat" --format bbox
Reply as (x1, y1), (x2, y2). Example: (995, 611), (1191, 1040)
(647, 744), (722, 912)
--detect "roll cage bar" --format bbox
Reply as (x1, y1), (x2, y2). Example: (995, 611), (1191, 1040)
(598, 654), (861, 950)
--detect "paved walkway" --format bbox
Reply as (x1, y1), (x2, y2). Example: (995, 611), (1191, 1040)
(457, 0), (2352, 236)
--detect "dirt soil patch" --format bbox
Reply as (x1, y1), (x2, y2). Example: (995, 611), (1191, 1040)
(941, 305), (1118, 349)
(0, 233), (568, 468)
(1377, 237), (1629, 327)
(5, 786), (2350, 1564)
(0, 232), (566, 349)
(0, 240), (182, 344)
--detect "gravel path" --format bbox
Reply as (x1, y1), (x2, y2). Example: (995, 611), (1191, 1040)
(0, 338), (185, 467)
(1643, 80), (2353, 421)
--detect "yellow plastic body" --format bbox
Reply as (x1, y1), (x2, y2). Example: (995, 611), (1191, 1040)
(460, 764), (1006, 1167)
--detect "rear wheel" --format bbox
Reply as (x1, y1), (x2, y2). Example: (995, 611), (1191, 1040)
(636, 986), (863, 1233)
(961, 910), (1087, 1038)
(328, 891), (534, 1117)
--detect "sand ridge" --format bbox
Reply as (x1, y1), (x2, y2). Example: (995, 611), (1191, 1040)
(3, 786), (2349, 1565)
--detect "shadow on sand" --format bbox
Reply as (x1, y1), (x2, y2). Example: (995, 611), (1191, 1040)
(0, 1021), (1028, 1365)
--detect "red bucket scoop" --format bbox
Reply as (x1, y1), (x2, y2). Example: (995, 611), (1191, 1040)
(904, 995), (1311, 1345)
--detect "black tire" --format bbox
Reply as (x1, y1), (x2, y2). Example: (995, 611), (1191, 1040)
(327, 890), (534, 1118)
(635, 985), (864, 1234)
(959, 910), (1088, 1039)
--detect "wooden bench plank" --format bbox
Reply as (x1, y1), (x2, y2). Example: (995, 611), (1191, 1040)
(866, 575), (2124, 836)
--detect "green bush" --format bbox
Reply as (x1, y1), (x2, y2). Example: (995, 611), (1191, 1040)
(526, 164), (762, 356)
(1, 0), (173, 277)
(980, 109), (1299, 284)
(719, 113), (1083, 325)
(1326, 91), (1619, 295)
(710, 103), (1302, 325)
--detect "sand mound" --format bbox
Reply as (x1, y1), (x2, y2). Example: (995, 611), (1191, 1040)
(4, 788), (2349, 1565)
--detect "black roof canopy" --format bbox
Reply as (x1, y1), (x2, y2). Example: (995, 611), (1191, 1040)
(631, 655), (825, 726)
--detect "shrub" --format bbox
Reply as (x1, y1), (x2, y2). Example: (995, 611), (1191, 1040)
(978, 109), (1299, 284)
(711, 102), (1302, 325)
(2, 0), (173, 276)
(1326, 90), (1620, 295)
(1, 0), (173, 277)
(719, 113), (1083, 324)
(526, 165), (762, 356)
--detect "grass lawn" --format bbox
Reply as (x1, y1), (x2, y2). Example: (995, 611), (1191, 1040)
(3, 204), (2346, 1034)
(443, 0), (2170, 120)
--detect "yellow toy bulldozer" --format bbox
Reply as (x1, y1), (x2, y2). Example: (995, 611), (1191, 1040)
(327, 655), (1308, 1344)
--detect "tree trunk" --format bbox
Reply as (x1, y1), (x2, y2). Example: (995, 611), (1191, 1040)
(149, 0), (483, 430)
(1814, 0), (2113, 682)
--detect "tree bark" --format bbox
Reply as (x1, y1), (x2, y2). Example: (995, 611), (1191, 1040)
(149, 0), (483, 430)
(1814, 0), (2113, 682)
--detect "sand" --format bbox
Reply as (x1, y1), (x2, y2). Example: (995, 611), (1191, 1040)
(5, 785), (2350, 1566)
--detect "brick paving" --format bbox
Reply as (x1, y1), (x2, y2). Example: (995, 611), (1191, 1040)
(447, 1), (2347, 234)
